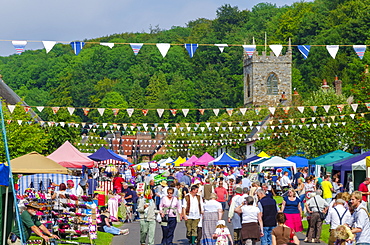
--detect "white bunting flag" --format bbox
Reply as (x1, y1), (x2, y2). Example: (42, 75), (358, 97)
(100, 43), (114, 49)
(323, 105), (330, 113)
(97, 108), (105, 116)
(7, 105), (15, 113)
(297, 106), (304, 113)
(157, 109), (164, 118)
(36, 106), (44, 112)
(350, 114), (355, 119)
(239, 108), (247, 116)
(326, 45), (339, 59)
(214, 44), (228, 53)
(268, 107), (276, 115)
(182, 109), (189, 117)
(127, 108), (134, 117)
(269, 45), (283, 56)
(351, 104), (358, 112)
(42, 41), (56, 53)
(67, 107), (75, 115)
(213, 109), (220, 116)
(156, 43), (171, 57)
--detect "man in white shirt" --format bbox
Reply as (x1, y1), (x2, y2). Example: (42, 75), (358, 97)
(182, 185), (204, 245)
(325, 199), (351, 245)
(280, 171), (292, 190)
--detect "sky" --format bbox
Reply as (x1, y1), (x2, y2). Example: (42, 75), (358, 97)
(0, 0), (301, 57)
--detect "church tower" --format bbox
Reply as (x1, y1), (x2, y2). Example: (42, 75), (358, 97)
(243, 45), (292, 106)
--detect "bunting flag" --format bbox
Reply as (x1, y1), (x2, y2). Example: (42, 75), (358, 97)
(283, 107), (290, 114)
(297, 106), (304, 113)
(7, 105), (15, 113)
(170, 109), (177, 116)
(36, 106), (44, 112)
(213, 109), (220, 116)
(239, 108), (247, 116)
(214, 44), (228, 53)
(100, 43), (114, 49)
(127, 108), (134, 117)
(97, 108), (105, 116)
(52, 107), (60, 114)
(297, 45), (311, 59)
(185, 43), (198, 58)
(42, 41), (56, 53)
(83, 108), (90, 116)
(269, 45), (283, 56)
(268, 107), (276, 115)
(182, 109), (189, 117)
(156, 43), (171, 57)
(336, 104), (345, 112)
(226, 108), (233, 116)
(353, 45), (366, 59)
(351, 104), (358, 112)
(242, 45), (256, 57)
(67, 107), (75, 115)
(255, 108), (261, 115)
(326, 45), (339, 59)
(24, 106), (30, 113)
(310, 106), (317, 113)
(70, 42), (85, 55)
(323, 105), (330, 113)
(142, 109), (149, 116)
(112, 108), (119, 116)
(12, 40), (27, 54)
(198, 109), (205, 115)
(130, 43), (143, 55)
(157, 109), (164, 118)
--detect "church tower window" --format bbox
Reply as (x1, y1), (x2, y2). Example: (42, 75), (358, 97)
(266, 73), (279, 95)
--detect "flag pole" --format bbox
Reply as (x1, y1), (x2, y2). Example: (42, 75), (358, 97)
(0, 100), (25, 245)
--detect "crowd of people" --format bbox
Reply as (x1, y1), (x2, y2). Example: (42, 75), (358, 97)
(10, 164), (370, 245)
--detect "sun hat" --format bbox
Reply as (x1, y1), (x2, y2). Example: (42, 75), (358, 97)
(217, 220), (226, 226)
(25, 201), (43, 210)
(160, 180), (168, 186)
(235, 187), (243, 194)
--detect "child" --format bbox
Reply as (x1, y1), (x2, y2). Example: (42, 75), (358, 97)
(213, 220), (233, 245)
(333, 225), (354, 245)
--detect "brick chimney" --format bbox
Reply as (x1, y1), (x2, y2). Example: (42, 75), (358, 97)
(321, 79), (330, 90)
(333, 76), (342, 95)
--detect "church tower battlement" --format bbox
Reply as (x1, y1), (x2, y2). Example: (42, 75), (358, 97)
(243, 47), (292, 106)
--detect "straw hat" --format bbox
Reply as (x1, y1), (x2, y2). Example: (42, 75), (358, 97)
(25, 201), (42, 210)
(160, 180), (168, 186)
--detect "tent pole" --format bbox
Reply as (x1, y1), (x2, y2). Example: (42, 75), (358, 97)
(0, 100), (25, 245)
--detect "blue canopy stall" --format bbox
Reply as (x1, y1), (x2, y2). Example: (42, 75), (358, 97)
(88, 147), (131, 164)
(286, 156), (309, 168)
(210, 152), (241, 167)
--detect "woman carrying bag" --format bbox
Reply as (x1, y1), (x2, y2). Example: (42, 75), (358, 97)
(159, 188), (182, 245)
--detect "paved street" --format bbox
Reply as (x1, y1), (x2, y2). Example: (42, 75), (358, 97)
(112, 211), (328, 245)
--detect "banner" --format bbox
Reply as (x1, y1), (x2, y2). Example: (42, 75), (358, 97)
(156, 43), (171, 57)
(297, 45), (310, 59)
(130, 43), (143, 55)
(42, 41), (56, 53)
(12, 40), (27, 54)
(214, 44), (228, 53)
(185, 43), (198, 58)
(242, 45), (256, 57)
(70, 42), (85, 55)
(326, 45), (339, 59)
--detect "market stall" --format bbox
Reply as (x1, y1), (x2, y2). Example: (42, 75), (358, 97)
(210, 152), (241, 167)
(48, 141), (94, 168)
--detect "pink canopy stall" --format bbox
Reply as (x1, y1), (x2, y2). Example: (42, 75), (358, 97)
(181, 155), (198, 166)
(194, 153), (214, 166)
(48, 141), (95, 168)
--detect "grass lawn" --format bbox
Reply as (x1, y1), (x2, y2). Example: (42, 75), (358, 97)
(274, 196), (330, 243)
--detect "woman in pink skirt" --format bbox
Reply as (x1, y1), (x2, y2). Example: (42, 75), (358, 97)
(280, 188), (303, 232)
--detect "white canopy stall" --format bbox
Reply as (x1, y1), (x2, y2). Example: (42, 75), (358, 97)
(256, 156), (297, 174)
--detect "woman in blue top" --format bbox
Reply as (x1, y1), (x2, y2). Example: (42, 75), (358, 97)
(280, 188), (303, 232)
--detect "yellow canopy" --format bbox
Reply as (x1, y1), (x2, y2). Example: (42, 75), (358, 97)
(257, 151), (270, 158)
(366, 156), (370, 167)
(11, 152), (69, 174)
(173, 157), (186, 167)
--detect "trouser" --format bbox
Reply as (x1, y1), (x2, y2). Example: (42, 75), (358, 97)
(185, 218), (200, 237)
(7, 234), (21, 245)
(103, 225), (121, 235)
(234, 228), (242, 243)
(140, 220), (156, 245)
(261, 226), (275, 245)
(161, 217), (177, 245)
(307, 212), (323, 241)
(196, 227), (202, 245)
(328, 229), (336, 245)
(220, 202), (227, 210)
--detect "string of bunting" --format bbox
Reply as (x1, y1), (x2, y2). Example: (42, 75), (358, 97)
(5, 102), (369, 118)
(5, 40), (367, 60)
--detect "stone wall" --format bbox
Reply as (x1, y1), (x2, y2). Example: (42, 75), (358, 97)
(243, 50), (292, 106)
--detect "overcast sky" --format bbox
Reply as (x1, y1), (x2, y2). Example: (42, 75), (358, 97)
(0, 0), (302, 57)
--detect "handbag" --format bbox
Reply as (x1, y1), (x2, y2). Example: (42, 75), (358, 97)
(313, 196), (326, 221)
(161, 196), (174, 224)
(156, 213), (162, 223)
(162, 214), (169, 223)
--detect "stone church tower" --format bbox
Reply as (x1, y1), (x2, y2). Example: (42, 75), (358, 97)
(243, 46), (292, 106)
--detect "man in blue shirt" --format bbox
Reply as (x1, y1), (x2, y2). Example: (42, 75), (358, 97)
(122, 183), (133, 203)
(347, 191), (370, 245)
